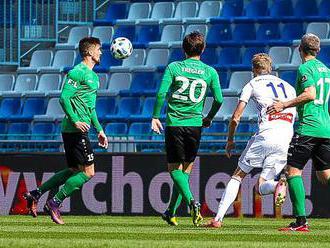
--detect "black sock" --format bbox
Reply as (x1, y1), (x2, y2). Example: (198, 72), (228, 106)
(296, 216), (307, 225)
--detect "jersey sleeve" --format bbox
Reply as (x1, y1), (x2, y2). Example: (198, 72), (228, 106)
(207, 69), (223, 119)
(59, 70), (82, 124)
(91, 108), (103, 133)
(152, 65), (173, 118)
(239, 82), (253, 103)
(297, 65), (315, 89)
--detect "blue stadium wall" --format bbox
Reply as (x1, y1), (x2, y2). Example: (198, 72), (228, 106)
(0, 154), (329, 217)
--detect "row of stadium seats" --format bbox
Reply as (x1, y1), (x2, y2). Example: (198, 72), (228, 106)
(0, 120), (257, 142)
(0, 69), (300, 99)
(51, 22), (330, 52)
(95, 0), (330, 26)
(0, 96), (258, 123)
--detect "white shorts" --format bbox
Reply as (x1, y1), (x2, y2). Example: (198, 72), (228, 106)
(238, 134), (289, 180)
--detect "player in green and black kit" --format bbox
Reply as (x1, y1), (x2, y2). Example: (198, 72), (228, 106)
(151, 31), (223, 226)
(24, 37), (108, 224)
(267, 34), (330, 232)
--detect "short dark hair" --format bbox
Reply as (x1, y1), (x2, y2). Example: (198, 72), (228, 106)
(300, 33), (320, 56)
(182, 31), (205, 57)
(79, 37), (101, 58)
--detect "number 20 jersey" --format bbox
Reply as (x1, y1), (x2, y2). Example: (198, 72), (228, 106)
(159, 58), (223, 126)
(240, 74), (297, 139)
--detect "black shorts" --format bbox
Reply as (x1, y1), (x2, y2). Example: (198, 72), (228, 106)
(287, 133), (330, 171)
(165, 126), (202, 164)
(62, 132), (95, 168)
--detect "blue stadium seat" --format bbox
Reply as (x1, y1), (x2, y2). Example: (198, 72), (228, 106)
(168, 48), (184, 64)
(201, 48), (218, 66)
(317, 46), (330, 66)
(220, 23), (256, 46)
(279, 70), (296, 87)
(92, 26), (114, 49)
(218, 71), (229, 89)
(259, 0), (293, 22)
(246, 23), (280, 46)
(106, 97), (142, 121)
(116, 2), (152, 25)
(138, 2), (175, 25)
(55, 26), (91, 50)
(209, 0), (243, 23)
(26, 74), (62, 97)
(39, 50), (76, 73)
(17, 50), (53, 74)
(206, 24), (232, 47)
(31, 122), (55, 140)
(234, 0), (268, 22)
(270, 23), (304, 46)
(95, 97), (116, 121)
(130, 97), (156, 121)
(120, 72), (156, 96)
(0, 98), (21, 121)
(282, 0), (318, 22)
(34, 98), (65, 122)
(0, 123), (7, 139)
(94, 3), (128, 25)
(110, 49), (146, 73)
(235, 123), (252, 141)
(113, 25), (136, 41)
(133, 25), (160, 48)
(94, 50), (122, 72)
(149, 25), (184, 48)
(3, 74), (38, 97)
(318, 0), (330, 20)
(202, 122), (227, 140)
(0, 74), (15, 95)
(230, 46), (265, 70)
(99, 73), (132, 96)
(214, 47), (241, 70)
(10, 97), (46, 121)
(162, 1), (199, 25)
(128, 122), (151, 139)
(223, 71), (253, 95)
(185, 1), (222, 24)
(7, 122), (30, 140)
(105, 123), (128, 136)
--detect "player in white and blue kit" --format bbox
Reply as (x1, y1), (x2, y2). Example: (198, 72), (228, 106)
(205, 53), (296, 228)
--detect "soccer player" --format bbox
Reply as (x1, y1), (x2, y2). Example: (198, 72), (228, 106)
(24, 37), (108, 224)
(267, 34), (330, 232)
(205, 53), (297, 228)
(151, 31), (223, 226)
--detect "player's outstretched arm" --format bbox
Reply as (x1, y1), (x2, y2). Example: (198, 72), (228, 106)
(151, 118), (163, 134)
(226, 101), (246, 158)
(266, 86), (316, 114)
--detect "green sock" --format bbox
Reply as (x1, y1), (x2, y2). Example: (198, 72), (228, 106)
(170, 170), (193, 205)
(168, 172), (191, 215)
(54, 172), (90, 202)
(168, 185), (182, 216)
(288, 176), (306, 217)
(38, 168), (74, 194)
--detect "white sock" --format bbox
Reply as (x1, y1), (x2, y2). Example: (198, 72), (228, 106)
(259, 180), (278, 195)
(214, 178), (241, 222)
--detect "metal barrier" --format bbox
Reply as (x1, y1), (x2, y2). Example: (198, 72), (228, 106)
(58, 0), (94, 24)
(0, 0), (19, 65)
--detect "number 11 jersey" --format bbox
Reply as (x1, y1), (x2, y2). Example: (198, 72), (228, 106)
(153, 58), (223, 126)
(240, 74), (296, 138)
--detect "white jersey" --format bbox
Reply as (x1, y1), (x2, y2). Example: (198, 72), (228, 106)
(240, 74), (296, 140)
(238, 74), (297, 178)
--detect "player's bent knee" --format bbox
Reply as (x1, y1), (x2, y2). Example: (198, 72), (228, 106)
(287, 165), (302, 177)
(83, 163), (95, 178)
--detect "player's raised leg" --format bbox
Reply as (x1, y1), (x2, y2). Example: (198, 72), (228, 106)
(24, 168), (75, 217)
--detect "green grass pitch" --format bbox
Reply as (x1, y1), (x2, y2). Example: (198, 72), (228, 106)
(1, 216), (330, 247)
